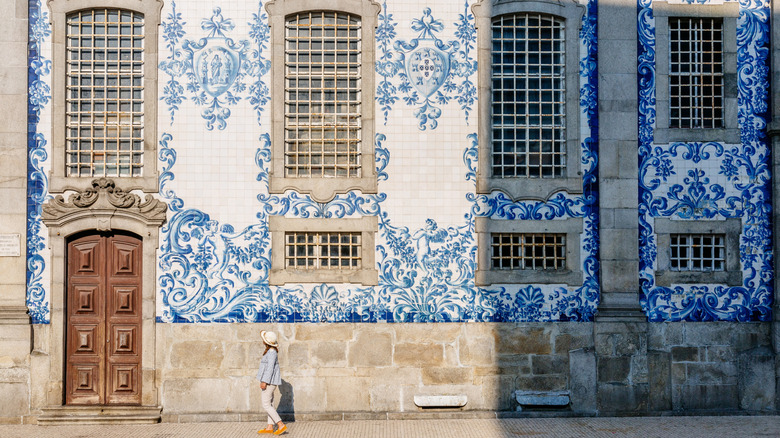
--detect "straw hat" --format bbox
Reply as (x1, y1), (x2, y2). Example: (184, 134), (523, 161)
(261, 330), (278, 348)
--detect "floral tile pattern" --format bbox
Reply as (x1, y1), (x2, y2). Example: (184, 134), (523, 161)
(637, 0), (772, 321)
(26, 0), (51, 324)
(26, 0), (769, 325)
(152, 0), (600, 323)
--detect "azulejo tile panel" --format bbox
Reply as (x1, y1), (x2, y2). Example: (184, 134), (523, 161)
(28, 0), (602, 324)
(637, 0), (772, 321)
(26, 0), (51, 324)
(159, 4), (270, 130)
(376, 2), (477, 130)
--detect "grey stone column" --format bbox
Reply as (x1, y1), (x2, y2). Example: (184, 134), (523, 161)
(0, 0), (31, 422)
(770, 0), (780, 413)
(595, 0), (649, 413)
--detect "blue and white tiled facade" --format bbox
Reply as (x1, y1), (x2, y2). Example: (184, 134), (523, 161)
(26, 0), (52, 324)
(637, 0), (772, 321)
(24, 0), (771, 325)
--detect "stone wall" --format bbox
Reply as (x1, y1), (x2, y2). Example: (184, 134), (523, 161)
(156, 322), (594, 420)
(0, 0), (31, 425)
(648, 322), (774, 413)
(155, 322), (777, 420)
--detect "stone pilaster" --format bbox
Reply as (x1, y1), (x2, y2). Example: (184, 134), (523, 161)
(0, 0), (31, 423)
(595, 0), (649, 414)
(770, 0), (780, 413)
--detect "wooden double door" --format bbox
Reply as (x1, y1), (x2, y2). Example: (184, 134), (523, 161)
(66, 232), (143, 405)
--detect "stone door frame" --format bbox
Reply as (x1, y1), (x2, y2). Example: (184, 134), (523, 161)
(36, 179), (165, 410)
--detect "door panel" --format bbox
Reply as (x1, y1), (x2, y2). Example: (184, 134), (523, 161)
(106, 235), (142, 404)
(70, 364), (101, 403)
(66, 233), (142, 405)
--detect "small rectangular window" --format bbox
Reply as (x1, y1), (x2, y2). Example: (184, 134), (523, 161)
(66, 9), (144, 178)
(669, 233), (725, 272)
(669, 17), (723, 129)
(491, 13), (566, 178)
(491, 233), (565, 270)
(284, 11), (361, 178)
(285, 231), (362, 270)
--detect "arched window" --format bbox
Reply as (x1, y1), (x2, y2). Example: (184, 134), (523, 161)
(491, 13), (566, 180)
(49, 0), (163, 193)
(266, 0), (380, 203)
(65, 9), (145, 178)
(284, 11), (362, 179)
(473, 0), (584, 201)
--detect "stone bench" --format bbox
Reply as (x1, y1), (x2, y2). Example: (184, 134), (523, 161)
(514, 390), (570, 411)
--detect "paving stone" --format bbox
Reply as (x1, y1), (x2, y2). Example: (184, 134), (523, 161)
(3, 415), (780, 437)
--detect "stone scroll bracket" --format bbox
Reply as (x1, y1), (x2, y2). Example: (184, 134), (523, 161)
(41, 178), (167, 233)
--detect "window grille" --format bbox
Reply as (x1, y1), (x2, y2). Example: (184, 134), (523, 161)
(670, 234), (725, 271)
(669, 17), (723, 129)
(285, 12), (361, 178)
(285, 232), (362, 269)
(491, 233), (565, 270)
(491, 13), (565, 178)
(66, 9), (144, 177)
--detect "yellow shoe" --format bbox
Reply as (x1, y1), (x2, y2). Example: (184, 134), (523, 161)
(258, 428), (274, 434)
(273, 425), (287, 435)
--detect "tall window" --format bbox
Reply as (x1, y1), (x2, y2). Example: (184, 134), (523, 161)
(267, 0), (378, 202)
(669, 17), (723, 129)
(285, 12), (362, 179)
(491, 13), (565, 178)
(66, 9), (144, 177)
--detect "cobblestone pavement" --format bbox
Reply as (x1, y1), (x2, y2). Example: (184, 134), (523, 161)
(2, 416), (780, 438)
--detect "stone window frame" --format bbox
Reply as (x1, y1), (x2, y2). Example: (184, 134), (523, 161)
(472, 0), (585, 201)
(48, 0), (163, 193)
(268, 215), (378, 285)
(653, 0), (739, 144)
(265, 0), (380, 203)
(475, 217), (583, 286)
(654, 217), (742, 287)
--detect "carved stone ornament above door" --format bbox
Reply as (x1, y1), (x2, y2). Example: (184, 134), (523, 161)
(42, 178), (167, 231)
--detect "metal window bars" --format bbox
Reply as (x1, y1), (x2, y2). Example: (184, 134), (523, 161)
(285, 232), (362, 269)
(491, 13), (566, 178)
(65, 9), (144, 177)
(670, 234), (726, 272)
(491, 233), (566, 270)
(669, 17), (724, 129)
(284, 12), (362, 178)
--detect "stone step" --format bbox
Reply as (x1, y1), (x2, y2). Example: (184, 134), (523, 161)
(37, 406), (161, 425)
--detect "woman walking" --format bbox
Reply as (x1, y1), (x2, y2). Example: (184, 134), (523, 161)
(257, 330), (287, 435)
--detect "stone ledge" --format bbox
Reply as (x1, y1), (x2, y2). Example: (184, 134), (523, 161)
(514, 390), (571, 412)
(0, 306), (29, 325)
(37, 406), (161, 425)
(413, 395), (467, 408)
(151, 409), (780, 423)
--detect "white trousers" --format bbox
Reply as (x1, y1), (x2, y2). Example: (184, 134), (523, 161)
(261, 384), (282, 425)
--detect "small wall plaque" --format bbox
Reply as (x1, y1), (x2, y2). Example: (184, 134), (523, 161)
(0, 234), (21, 257)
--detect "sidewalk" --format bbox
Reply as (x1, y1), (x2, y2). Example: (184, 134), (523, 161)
(2, 416), (780, 438)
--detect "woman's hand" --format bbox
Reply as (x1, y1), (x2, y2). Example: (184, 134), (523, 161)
(261, 382), (267, 390)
